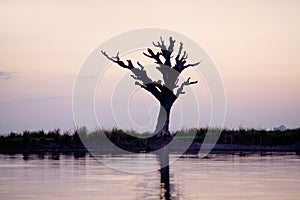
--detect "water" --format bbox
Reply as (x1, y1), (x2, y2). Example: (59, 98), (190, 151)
(0, 153), (299, 200)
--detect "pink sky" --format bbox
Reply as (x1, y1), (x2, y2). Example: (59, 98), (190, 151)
(0, 0), (299, 133)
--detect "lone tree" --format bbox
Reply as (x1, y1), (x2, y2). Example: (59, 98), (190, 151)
(101, 37), (201, 137)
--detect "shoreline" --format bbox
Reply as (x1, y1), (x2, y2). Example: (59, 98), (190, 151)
(1, 128), (300, 155)
(1, 143), (299, 155)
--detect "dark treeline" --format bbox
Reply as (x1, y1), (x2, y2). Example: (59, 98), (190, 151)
(0, 129), (85, 154)
(1, 128), (300, 154)
(181, 128), (300, 146)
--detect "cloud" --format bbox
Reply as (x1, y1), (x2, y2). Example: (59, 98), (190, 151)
(21, 96), (70, 102)
(0, 71), (18, 80)
(0, 96), (70, 104)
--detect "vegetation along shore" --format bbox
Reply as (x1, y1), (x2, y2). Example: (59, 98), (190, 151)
(1, 128), (300, 155)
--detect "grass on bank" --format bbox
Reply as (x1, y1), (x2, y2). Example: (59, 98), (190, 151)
(1, 127), (300, 150)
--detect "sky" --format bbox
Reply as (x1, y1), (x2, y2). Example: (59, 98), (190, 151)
(0, 0), (299, 134)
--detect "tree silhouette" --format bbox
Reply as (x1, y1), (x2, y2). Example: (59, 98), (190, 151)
(101, 37), (201, 137)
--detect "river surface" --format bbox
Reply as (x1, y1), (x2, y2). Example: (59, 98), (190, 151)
(0, 153), (299, 200)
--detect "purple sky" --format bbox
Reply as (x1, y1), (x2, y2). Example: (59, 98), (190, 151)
(0, 1), (300, 134)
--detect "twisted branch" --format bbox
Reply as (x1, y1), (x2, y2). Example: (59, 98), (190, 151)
(101, 36), (201, 102)
(101, 50), (167, 101)
(176, 77), (198, 96)
(173, 42), (201, 73)
(143, 48), (162, 64)
(101, 51), (134, 69)
(152, 36), (167, 50)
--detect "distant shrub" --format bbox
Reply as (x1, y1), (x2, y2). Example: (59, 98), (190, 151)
(0, 127), (299, 152)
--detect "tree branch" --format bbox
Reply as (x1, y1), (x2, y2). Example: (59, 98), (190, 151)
(143, 48), (162, 64)
(143, 37), (178, 88)
(168, 37), (176, 52)
(101, 50), (167, 101)
(148, 36), (176, 68)
(177, 42), (183, 58)
(101, 35), (200, 104)
(173, 42), (202, 73)
(184, 60), (202, 68)
(176, 77), (198, 96)
(101, 51), (134, 69)
(152, 36), (166, 50)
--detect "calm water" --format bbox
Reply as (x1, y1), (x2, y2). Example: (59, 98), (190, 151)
(0, 153), (300, 200)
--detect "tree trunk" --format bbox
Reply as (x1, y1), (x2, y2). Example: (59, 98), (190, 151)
(154, 101), (174, 137)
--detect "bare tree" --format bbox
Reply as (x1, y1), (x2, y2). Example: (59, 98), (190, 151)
(101, 37), (201, 137)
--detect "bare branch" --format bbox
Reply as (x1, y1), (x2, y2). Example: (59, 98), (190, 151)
(101, 36), (200, 106)
(173, 41), (202, 72)
(177, 42), (183, 58)
(143, 48), (162, 64)
(176, 77), (198, 96)
(181, 51), (187, 60)
(174, 56), (202, 73)
(137, 61), (144, 70)
(101, 50), (118, 62)
(149, 36), (177, 68)
(101, 51), (134, 69)
(101, 50), (153, 86)
(168, 37), (176, 52)
(152, 36), (166, 50)
(184, 60), (202, 68)
(101, 50), (169, 102)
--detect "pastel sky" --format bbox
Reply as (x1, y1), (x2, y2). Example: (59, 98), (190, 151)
(0, 0), (299, 134)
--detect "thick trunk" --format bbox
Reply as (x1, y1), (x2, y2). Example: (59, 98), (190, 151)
(154, 98), (175, 137)
(151, 84), (177, 138)
(154, 104), (171, 137)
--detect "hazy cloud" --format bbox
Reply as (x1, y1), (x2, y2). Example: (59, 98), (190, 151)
(21, 96), (70, 102)
(0, 96), (70, 104)
(0, 71), (18, 80)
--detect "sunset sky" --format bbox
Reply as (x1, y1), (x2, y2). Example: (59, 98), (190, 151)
(0, 0), (299, 134)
